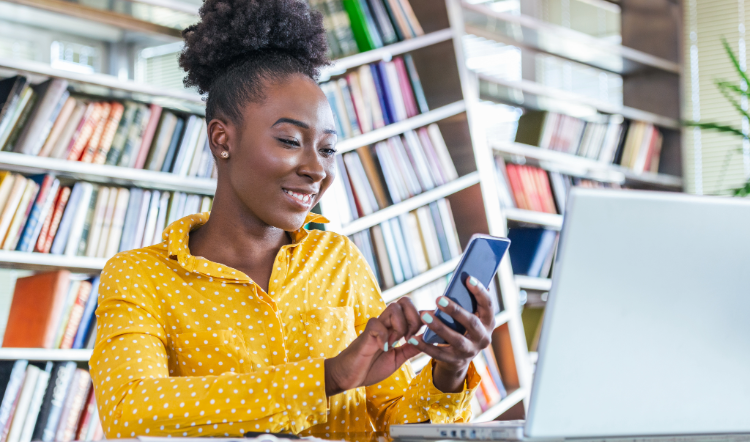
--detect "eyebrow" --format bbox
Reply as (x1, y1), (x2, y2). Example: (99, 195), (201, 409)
(272, 118), (337, 136)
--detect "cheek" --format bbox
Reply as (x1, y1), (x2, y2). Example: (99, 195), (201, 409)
(319, 162), (337, 193)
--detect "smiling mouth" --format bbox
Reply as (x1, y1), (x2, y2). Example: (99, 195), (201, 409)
(283, 189), (316, 205)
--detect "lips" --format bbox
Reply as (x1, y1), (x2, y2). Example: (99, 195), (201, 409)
(283, 188), (316, 206)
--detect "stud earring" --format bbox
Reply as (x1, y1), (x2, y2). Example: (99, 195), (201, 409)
(220, 151), (229, 159)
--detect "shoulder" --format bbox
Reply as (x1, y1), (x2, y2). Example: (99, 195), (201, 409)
(303, 228), (369, 266)
(100, 245), (177, 297)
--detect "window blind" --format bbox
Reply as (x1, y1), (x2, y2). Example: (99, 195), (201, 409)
(684, 0), (750, 195)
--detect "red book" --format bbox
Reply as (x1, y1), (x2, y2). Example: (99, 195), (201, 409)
(37, 186), (71, 253)
(66, 103), (103, 161)
(518, 165), (543, 212)
(79, 102), (111, 163)
(534, 168), (557, 214)
(505, 164), (530, 211)
(75, 388), (97, 441)
(59, 280), (93, 349)
(34, 186), (59, 253)
(392, 57), (419, 118)
(55, 369), (91, 442)
(133, 104), (163, 169)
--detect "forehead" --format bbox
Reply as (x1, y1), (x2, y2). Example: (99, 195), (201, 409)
(242, 75), (335, 130)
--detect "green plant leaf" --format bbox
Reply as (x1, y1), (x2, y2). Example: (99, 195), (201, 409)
(722, 38), (750, 88)
(684, 121), (749, 139)
(716, 82), (750, 122)
(733, 180), (750, 196)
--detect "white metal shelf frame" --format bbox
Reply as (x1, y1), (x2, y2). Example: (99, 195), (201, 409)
(0, 348), (93, 362)
(492, 140), (683, 189)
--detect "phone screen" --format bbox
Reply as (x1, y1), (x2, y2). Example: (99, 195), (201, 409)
(422, 235), (510, 344)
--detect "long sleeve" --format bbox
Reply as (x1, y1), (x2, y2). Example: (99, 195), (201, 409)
(348, 249), (481, 432)
(89, 254), (328, 438)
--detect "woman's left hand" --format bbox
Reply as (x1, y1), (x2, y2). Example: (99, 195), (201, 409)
(408, 275), (495, 393)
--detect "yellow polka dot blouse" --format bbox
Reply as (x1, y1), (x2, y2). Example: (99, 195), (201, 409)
(89, 212), (480, 438)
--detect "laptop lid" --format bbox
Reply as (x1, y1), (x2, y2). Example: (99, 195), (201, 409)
(526, 188), (750, 438)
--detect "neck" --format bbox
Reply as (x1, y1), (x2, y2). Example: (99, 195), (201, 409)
(188, 181), (291, 289)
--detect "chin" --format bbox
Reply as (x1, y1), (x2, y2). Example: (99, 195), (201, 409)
(266, 211), (310, 233)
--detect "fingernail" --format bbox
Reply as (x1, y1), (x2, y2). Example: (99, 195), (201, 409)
(408, 338), (418, 345)
(384, 342), (388, 352)
(438, 297), (449, 308)
(422, 313), (433, 324)
(469, 276), (478, 286)
(391, 341), (398, 348)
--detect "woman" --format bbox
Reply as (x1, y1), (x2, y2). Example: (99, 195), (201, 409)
(89, 0), (496, 437)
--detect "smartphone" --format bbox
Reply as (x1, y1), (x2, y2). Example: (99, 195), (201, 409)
(422, 234), (511, 345)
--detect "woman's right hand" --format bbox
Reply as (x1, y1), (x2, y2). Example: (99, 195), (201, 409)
(324, 297), (423, 396)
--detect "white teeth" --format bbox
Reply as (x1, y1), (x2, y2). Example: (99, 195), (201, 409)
(284, 189), (313, 204)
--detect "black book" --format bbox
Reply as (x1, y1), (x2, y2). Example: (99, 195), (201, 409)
(0, 361), (19, 408)
(31, 361), (77, 442)
(367, 0), (398, 45)
(0, 76), (28, 137)
(85, 317), (98, 349)
(613, 119), (631, 166)
(160, 116), (185, 173)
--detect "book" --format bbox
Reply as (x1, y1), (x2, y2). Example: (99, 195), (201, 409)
(117, 104), (151, 168)
(0, 77), (29, 143)
(17, 362), (51, 442)
(132, 104), (163, 169)
(48, 101), (86, 160)
(77, 102), (111, 163)
(370, 224), (395, 288)
(29, 362), (76, 442)
(396, 0), (423, 36)
(1, 86), (37, 152)
(89, 101), (125, 164)
(141, 190), (161, 248)
(59, 280), (93, 350)
(62, 182), (94, 256)
(384, 61), (408, 121)
(174, 118), (206, 176)
(65, 102), (104, 162)
(74, 390), (96, 442)
(104, 188), (130, 257)
(117, 188), (142, 253)
(389, 217), (414, 280)
(37, 97), (76, 158)
(75, 184), (99, 258)
(37, 186), (71, 254)
(72, 276), (99, 350)
(13, 79), (69, 156)
(507, 228), (558, 277)
(5, 365), (41, 442)
(0, 176), (27, 246)
(160, 117), (185, 173)
(145, 111), (178, 171)
(0, 173), (15, 224)
(2, 178), (39, 251)
(151, 191), (170, 246)
(53, 369), (90, 442)
(51, 279), (81, 350)
(343, 0), (381, 52)
(16, 175), (59, 253)
(131, 189), (152, 250)
(103, 102), (138, 166)
(367, 0), (398, 45)
(0, 360), (28, 442)
(84, 187), (110, 258)
(95, 187), (118, 258)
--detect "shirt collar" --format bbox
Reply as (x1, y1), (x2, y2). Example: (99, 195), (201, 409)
(163, 212), (328, 281)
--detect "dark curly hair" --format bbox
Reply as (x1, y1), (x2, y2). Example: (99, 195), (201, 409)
(179, 0), (330, 124)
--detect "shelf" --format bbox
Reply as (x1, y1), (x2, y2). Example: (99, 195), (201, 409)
(462, 2), (680, 75)
(0, 57), (204, 113)
(515, 275), (552, 292)
(336, 101), (466, 154)
(381, 256), (461, 304)
(472, 388), (526, 422)
(492, 140), (683, 189)
(408, 309), (514, 374)
(0, 152), (217, 195)
(0, 348), (93, 361)
(504, 208), (563, 230)
(477, 73), (680, 130)
(0, 250), (106, 273)
(320, 29), (454, 81)
(339, 172), (480, 236)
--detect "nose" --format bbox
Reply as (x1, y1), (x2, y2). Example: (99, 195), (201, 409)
(297, 144), (327, 183)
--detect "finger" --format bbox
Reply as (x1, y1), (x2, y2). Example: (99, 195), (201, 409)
(419, 311), (475, 357)
(395, 297), (423, 340)
(407, 334), (460, 365)
(362, 317), (390, 354)
(391, 342), (422, 367)
(435, 296), (492, 346)
(380, 303), (408, 350)
(465, 275), (495, 327)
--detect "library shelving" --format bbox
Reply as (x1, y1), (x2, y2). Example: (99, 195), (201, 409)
(0, 0), (532, 426)
(452, 0), (685, 415)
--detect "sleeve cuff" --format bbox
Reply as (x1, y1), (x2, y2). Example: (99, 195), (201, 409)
(284, 358), (329, 433)
(418, 360), (481, 423)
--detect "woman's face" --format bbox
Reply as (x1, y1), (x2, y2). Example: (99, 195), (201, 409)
(210, 73), (338, 232)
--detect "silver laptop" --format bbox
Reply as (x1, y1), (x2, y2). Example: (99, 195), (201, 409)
(391, 188), (750, 440)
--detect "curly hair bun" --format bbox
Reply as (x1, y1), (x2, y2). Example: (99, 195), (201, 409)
(179, 0), (330, 95)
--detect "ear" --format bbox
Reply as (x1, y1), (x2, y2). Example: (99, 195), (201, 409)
(207, 118), (232, 159)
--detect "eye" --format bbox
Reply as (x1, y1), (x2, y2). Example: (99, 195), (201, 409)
(278, 138), (300, 147)
(320, 147), (337, 158)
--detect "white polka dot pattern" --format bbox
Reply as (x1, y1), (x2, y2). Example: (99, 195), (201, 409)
(88, 212), (479, 439)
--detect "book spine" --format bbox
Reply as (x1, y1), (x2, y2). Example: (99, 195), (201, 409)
(0, 361), (28, 442)
(103, 103), (137, 166)
(91, 102), (124, 164)
(39, 187), (71, 254)
(18, 365), (50, 442)
(78, 102), (111, 163)
(54, 369), (90, 442)
(59, 281), (93, 350)
(133, 104), (163, 170)
(72, 277), (99, 350)
(16, 175), (55, 253)
(66, 103), (102, 162)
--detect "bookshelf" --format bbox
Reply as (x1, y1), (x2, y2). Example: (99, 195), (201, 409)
(451, 0), (685, 420)
(0, 0), (532, 427)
